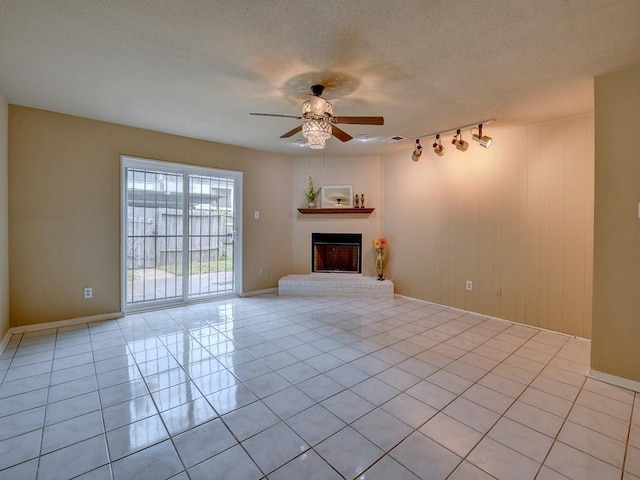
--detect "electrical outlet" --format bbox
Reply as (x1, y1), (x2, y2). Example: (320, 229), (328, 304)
(466, 280), (472, 291)
(83, 287), (93, 299)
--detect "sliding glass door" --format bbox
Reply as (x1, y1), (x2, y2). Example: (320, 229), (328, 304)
(121, 156), (242, 310)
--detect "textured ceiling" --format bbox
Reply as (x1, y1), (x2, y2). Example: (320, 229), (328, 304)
(1, 0), (639, 156)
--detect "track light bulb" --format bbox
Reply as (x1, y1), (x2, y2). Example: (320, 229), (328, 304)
(452, 129), (469, 152)
(471, 124), (492, 148)
(433, 134), (445, 156)
(411, 140), (422, 161)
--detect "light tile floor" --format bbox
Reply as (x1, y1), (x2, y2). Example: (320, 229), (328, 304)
(0, 295), (638, 480)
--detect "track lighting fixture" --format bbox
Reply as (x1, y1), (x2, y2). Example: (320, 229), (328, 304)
(433, 134), (445, 156)
(471, 124), (492, 148)
(411, 139), (422, 161)
(410, 118), (495, 161)
(452, 129), (469, 152)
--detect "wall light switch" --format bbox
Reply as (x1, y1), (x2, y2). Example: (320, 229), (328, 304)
(254, 211), (260, 220)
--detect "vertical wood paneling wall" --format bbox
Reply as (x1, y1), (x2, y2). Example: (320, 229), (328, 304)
(383, 116), (594, 338)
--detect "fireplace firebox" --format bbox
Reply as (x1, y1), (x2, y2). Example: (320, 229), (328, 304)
(312, 233), (362, 274)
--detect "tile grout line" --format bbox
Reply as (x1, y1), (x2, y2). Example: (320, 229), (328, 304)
(34, 328), (57, 480)
(0, 296), (634, 480)
(326, 310), (532, 479)
(201, 303), (557, 478)
(147, 312), (265, 479)
(620, 392), (637, 480)
(520, 336), (587, 480)
(429, 319), (573, 479)
(120, 312), (196, 479)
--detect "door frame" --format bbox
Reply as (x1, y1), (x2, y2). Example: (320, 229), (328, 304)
(120, 155), (243, 312)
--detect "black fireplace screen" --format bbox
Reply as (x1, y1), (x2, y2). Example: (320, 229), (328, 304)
(312, 233), (362, 273)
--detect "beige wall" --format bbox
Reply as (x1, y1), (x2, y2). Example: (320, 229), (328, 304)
(0, 94), (8, 338)
(8, 106), (292, 327)
(291, 155), (383, 275)
(383, 117), (594, 338)
(592, 64), (640, 381)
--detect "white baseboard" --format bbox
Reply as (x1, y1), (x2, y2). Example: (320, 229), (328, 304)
(242, 288), (277, 297)
(9, 312), (124, 334)
(0, 312), (124, 355)
(394, 295), (578, 339)
(589, 368), (640, 393)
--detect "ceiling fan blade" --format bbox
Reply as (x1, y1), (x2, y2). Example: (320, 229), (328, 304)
(250, 113), (302, 120)
(280, 125), (303, 138)
(333, 116), (384, 125)
(331, 125), (353, 142)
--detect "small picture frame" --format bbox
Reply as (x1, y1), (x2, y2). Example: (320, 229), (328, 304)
(321, 185), (353, 208)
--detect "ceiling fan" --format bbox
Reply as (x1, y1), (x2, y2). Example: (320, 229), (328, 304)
(250, 84), (384, 149)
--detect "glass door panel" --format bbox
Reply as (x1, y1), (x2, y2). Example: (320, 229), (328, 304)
(122, 157), (242, 310)
(187, 174), (235, 298)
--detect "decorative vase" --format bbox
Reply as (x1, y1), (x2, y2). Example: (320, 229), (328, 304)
(354, 194), (360, 208)
(375, 248), (384, 280)
(360, 194), (365, 208)
(308, 200), (317, 208)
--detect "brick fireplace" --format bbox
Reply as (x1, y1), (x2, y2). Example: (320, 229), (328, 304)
(278, 232), (393, 298)
(311, 233), (362, 274)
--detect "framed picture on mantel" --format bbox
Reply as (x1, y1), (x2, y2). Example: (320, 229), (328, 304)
(321, 185), (353, 208)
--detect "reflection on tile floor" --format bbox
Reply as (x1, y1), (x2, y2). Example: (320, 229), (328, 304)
(0, 295), (638, 479)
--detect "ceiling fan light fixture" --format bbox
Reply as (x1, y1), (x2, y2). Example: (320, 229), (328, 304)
(251, 85), (384, 148)
(433, 134), (445, 156)
(452, 129), (469, 152)
(303, 96), (333, 118)
(302, 120), (331, 149)
(471, 124), (492, 148)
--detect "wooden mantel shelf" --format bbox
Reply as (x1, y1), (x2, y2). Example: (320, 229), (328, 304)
(297, 208), (375, 214)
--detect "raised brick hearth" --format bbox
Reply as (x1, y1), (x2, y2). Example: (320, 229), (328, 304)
(278, 274), (394, 298)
